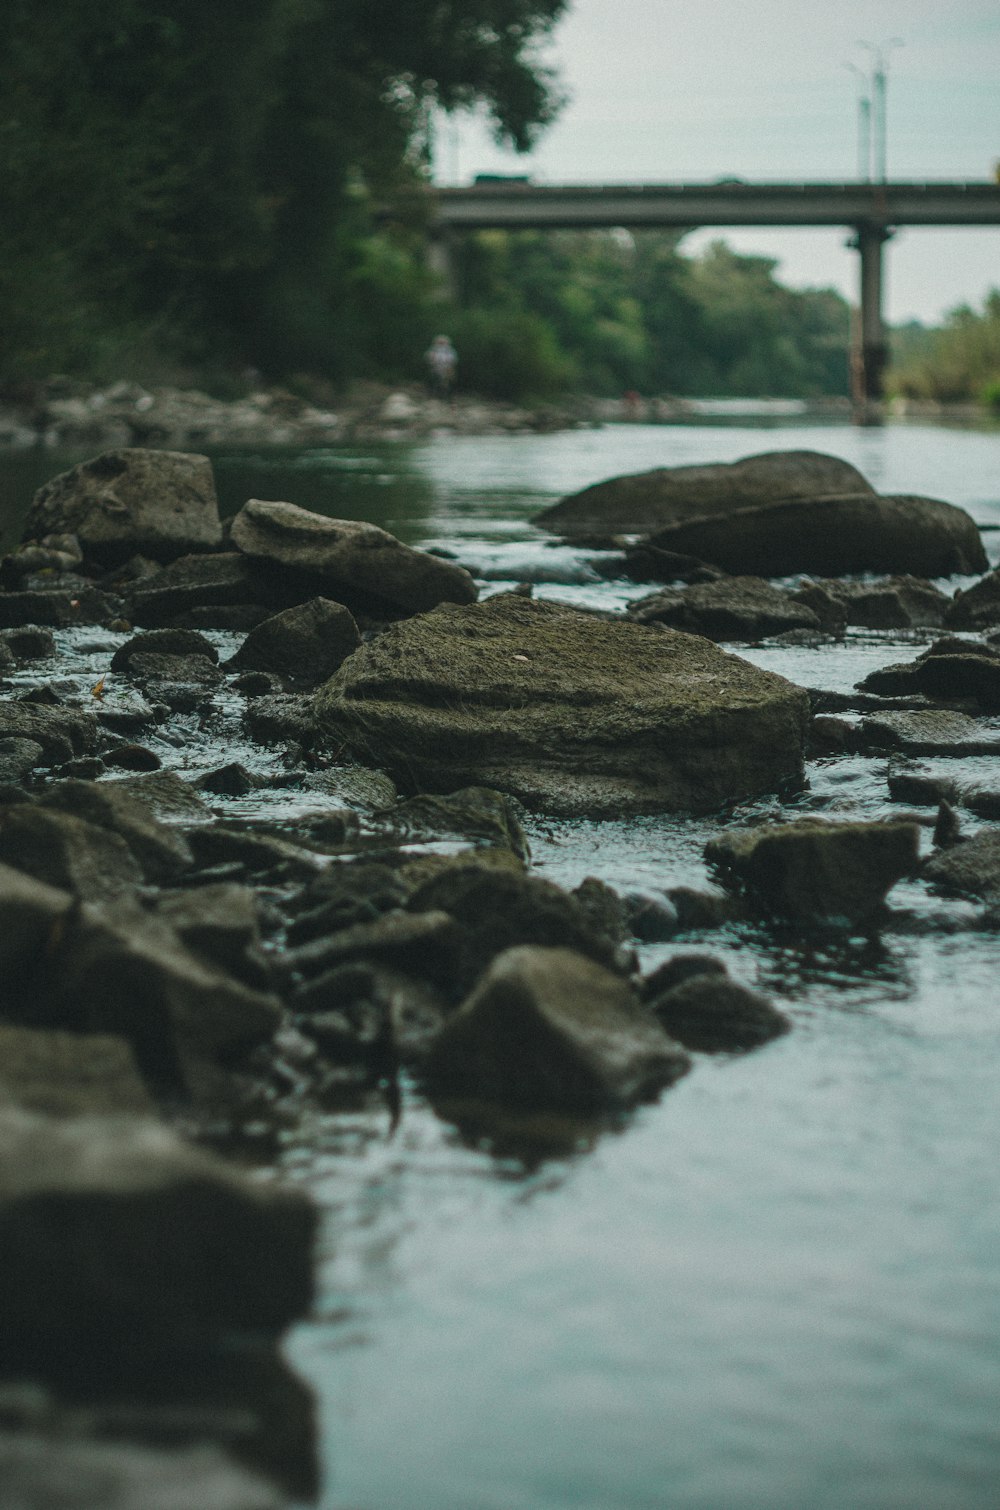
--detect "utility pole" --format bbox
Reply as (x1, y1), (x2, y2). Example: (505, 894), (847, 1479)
(858, 38), (903, 182)
(846, 40), (902, 422)
(843, 62), (872, 180)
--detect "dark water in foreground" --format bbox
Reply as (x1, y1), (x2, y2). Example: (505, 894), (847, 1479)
(8, 418), (1000, 1509)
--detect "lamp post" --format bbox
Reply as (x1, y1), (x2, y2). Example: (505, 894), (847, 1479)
(843, 62), (872, 180)
(858, 38), (903, 183)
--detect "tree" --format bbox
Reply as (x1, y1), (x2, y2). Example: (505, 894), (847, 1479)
(0, 0), (568, 383)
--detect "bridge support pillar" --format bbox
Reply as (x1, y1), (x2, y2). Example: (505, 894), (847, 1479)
(849, 222), (893, 422)
(427, 230), (456, 300)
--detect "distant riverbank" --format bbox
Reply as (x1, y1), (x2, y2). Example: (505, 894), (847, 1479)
(0, 378), (991, 454)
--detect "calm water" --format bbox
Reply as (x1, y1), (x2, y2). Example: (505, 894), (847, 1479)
(8, 419), (1000, 1509)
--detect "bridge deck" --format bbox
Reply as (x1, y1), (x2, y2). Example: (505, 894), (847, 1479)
(433, 181), (1000, 231)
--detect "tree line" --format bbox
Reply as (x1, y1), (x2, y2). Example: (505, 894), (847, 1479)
(1, 1), (995, 407)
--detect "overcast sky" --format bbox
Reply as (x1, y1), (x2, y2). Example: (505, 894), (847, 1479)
(434, 0), (1000, 323)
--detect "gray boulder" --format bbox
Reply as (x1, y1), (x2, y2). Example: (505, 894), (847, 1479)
(0, 736), (44, 783)
(0, 1108), (316, 1346)
(22, 449), (223, 565)
(0, 805), (143, 900)
(923, 830), (1000, 903)
(639, 494), (987, 579)
(423, 945), (691, 1112)
(945, 570), (1000, 630)
(857, 639), (1000, 711)
(0, 1025), (153, 1117)
(0, 586), (123, 628)
(534, 449), (874, 538)
(229, 497), (477, 618)
(229, 596), (360, 685)
(706, 818), (920, 925)
(405, 862), (628, 996)
(111, 628), (220, 673)
(628, 575), (821, 640)
(0, 701), (97, 765)
(39, 779), (194, 883)
(313, 594), (809, 817)
(51, 900), (282, 1086)
(793, 575), (950, 630)
(856, 709), (1000, 756)
(122, 552), (267, 627)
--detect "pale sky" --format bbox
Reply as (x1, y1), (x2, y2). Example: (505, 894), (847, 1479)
(434, 0), (1000, 324)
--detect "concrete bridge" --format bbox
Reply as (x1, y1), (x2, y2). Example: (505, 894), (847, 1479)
(430, 180), (1000, 412)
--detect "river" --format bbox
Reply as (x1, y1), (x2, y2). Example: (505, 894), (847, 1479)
(7, 415), (1000, 1509)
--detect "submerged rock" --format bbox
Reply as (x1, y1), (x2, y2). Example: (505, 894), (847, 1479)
(423, 945), (691, 1113)
(706, 818), (920, 925)
(21, 449), (223, 565)
(230, 497), (477, 619)
(535, 449), (874, 538)
(313, 594), (809, 817)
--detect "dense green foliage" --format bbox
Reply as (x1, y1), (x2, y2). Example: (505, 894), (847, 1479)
(0, 0), (566, 384)
(888, 292), (1000, 408)
(448, 230), (851, 398)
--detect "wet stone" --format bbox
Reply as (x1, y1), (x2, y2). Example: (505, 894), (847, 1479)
(648, 972), (790, 1054)
(706, 818), (921, 926)
(0, 805), (143, 902)
(423, 945), (692, 1114)
(923, 830), (1000, 903)
(229, 596), (360, 686)
(0, 1435), (285, 1510)
(40, 778), (193, 883)
(0, 627), (56, 661)
(0, 1025), (154, 1118)
(111, 628), (219, 673)
(0, 737), (44, 783)
(0, 1108), (316, 1346)
(855, 709), (1000, 756)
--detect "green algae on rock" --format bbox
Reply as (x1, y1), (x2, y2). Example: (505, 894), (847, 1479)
(313, 594), (809, 817)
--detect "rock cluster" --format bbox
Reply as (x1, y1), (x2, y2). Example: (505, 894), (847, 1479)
(0, 442), (996, 1504)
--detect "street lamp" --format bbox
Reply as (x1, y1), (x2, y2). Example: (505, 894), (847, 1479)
(858, 38), (904, 183)
(843, 62), (872, 180)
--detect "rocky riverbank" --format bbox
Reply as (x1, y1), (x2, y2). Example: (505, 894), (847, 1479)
(2, 443), (1000, 1504)
(0, 378), (607, 453)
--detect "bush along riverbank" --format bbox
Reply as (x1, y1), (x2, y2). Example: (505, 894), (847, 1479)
(2, 445), (1000, 1504)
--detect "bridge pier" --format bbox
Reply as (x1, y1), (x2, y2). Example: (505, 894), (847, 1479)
(427, 230), (456, 300)
(849, 222), (893, 421)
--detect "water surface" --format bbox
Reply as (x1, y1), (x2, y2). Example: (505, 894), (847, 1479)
(7, 418), (1000, 1509)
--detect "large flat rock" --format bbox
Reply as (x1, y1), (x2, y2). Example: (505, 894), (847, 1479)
(314, 594), (809, 816)
(534, 449), (874, 538)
